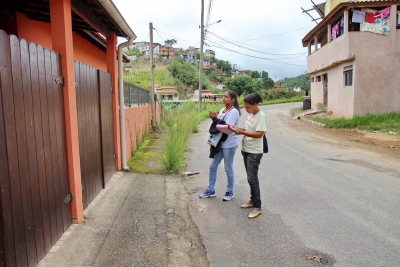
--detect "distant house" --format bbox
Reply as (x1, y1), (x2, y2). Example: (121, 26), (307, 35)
(180, 53), (197, 62)
(155, 86), (179, 101)
(274, 81), (281, 88)
(205, 49), (216, 57)
(216, 84), (225, 91)
(125, 42), (153, 56)
(302, 0), (400, 118)
(154, 45), (176, 60)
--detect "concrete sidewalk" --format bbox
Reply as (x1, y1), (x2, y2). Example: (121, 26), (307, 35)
(37, 172), (209, 267)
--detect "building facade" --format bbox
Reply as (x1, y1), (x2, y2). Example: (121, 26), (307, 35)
(302, 0), (400, 118)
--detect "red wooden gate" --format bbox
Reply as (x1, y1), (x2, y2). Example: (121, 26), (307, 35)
(75, 61), (115, 209)
(0, 31), (72, 267)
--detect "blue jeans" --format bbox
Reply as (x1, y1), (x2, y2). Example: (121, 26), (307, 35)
(207, 146), (238, 193)
(241, 151), (263, 210)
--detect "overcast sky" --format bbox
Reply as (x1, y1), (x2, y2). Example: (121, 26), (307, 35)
(113, 0), (322, 81)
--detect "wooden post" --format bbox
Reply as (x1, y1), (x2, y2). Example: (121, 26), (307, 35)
(49, 0), (83, 223)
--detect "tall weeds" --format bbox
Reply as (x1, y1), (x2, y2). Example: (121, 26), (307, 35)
(161, 102), (211, 173)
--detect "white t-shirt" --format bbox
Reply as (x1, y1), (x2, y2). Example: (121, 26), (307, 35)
(241, 110), (267, 154)
(216, 107), (239, 148)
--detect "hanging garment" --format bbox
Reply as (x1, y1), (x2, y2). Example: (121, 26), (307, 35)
(365, 12), (375, 23)
(352, 10), (365, 23)
(331, 24), (339, 40)
(339, 17), (344, 35)
(361, 8), (390, 35)
(397, 11), (400, 24)
(379, 7), (390, 19)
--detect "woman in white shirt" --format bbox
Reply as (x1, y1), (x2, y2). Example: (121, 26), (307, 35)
(199, 90), (241, 201)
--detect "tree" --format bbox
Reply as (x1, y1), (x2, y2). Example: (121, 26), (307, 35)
(261, 71), (274, 88)
(164, 39), (177, 59)
(124, 47), (143, 57)
(223, 75), (261, 96)
(251, 71), (261, 79)
(207, 66), (219, 82)
(280, 73), (310, 90)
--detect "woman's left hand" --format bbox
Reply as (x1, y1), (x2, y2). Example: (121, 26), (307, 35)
(229, 125), (239, 134)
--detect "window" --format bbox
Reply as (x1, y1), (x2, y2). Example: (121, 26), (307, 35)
(311, 77), (315, 82)
(344, 65), (353, 86)
(397, 5), (400, 29)
(316, 76), (321, 82)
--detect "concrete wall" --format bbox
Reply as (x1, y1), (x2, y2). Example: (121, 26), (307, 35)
(307, 34), (349, 74)
(15, 12), (107, 71)
(124, 104), (161, 160)
(307, 4), (400, 118)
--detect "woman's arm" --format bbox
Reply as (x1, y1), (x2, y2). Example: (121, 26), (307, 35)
(229, 126), (264, 138)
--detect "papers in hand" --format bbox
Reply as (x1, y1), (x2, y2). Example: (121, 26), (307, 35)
(216, 124), (234, 134)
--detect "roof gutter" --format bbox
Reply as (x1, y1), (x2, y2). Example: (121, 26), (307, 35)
(97, 0), (137, 39)
(117, 38), (134, 171)
(97, 0), (136, 171)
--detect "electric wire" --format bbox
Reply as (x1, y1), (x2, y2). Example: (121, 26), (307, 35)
(205, 26), (313, 52)
(149, 26), (309, 66)
(153, 29), (199, 44)
(153, 28), (166, 44)
(208, 41), (306, 67)
(206, 31), (307, 56)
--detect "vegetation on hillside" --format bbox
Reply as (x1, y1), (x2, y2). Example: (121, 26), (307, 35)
(124, 47), (143, 57)
(122, 47), (307, 101)
(124, 68), (175, 90)
(279, 73), (311, 91)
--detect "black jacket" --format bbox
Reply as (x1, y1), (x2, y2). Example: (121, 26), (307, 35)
(208, 118), (228, 158)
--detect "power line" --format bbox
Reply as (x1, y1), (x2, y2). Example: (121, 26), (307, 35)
(149, 24), (313, 48)
(232, 25), (315, 42)
(206, 26), (313, 52)
(153, 28), (166, 43)
(152, 29), (199, 44)
(207, 31), (307, 56)
(207, 41), (306, 67)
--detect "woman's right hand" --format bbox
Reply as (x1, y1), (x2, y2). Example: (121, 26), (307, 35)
(209, 111), (217, 119)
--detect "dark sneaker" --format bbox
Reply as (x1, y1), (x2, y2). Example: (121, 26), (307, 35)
(199, 189), (216, 198)
(223, 192), (234, 201)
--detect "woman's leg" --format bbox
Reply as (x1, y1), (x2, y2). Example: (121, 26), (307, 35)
(223, 146), (237, 193)
(245, 153), (263, 209)
(207, 149), (224, 192)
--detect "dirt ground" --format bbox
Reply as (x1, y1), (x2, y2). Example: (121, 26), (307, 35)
(284, 112), (400, 161)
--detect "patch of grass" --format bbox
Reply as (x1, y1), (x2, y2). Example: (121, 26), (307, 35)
(263, 95), (303, 105)
(161, 102), (204, 174)
(124, 68), (175, 89)
(312, 112), (400, 134)
(127, 132), (165, 174)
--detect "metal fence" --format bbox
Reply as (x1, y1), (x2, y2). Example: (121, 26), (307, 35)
(123, 81), (150, 107)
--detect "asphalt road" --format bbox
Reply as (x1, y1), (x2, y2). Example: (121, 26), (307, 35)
(184, 102), (400, 267)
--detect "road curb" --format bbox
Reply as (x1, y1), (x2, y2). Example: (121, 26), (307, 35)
(293, 109), (327, 128)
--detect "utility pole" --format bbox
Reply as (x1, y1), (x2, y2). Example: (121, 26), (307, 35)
(198, 0), (204, 112)
(150, 22), (156, 127)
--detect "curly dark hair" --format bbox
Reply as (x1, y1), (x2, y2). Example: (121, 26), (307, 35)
(244, 92), (263, 105)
